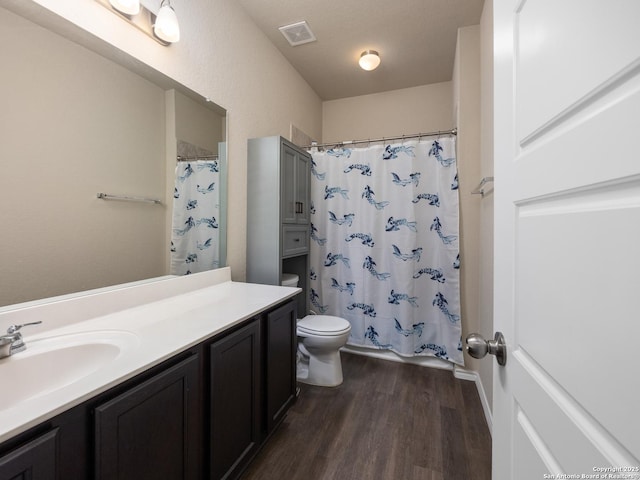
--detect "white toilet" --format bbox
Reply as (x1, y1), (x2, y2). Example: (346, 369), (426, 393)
(281, 274), (351, 387)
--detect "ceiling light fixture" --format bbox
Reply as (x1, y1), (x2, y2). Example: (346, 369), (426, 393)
(359, 50), (381, 71)
(154, 0), (180, 43)
(109, 0), (140, 15)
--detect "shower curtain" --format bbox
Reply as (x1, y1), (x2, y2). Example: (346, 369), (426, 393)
(309, 137), (463, 365)
(170, 160), (221, 275)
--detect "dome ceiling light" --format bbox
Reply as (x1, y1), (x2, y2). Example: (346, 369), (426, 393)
(359, 50), (381, 71)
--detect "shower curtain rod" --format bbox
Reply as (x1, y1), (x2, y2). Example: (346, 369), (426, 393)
(177, 154), (219, 161)
(304, 128), (457, 150)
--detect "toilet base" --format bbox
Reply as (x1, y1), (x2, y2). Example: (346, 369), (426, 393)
(296, 344), (344, 387)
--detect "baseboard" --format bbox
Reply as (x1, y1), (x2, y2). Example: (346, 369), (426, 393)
(340, 345), (492, 435)
(454, 366), (493, 435)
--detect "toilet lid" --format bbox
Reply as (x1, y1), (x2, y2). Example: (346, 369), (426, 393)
(298, 315), (351, 336)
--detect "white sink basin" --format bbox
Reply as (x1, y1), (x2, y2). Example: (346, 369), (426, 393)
(0, 330), (139, 410)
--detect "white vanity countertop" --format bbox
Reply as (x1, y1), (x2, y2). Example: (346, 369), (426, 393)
(0, 267), (300, 444)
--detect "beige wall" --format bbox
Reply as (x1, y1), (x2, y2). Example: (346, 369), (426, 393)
(322, 82), (453, 143)
(2, 0), (323, 297)
(478, 0), (495, 412)
(0, 7), (167, 306)
(453, 25), (482, 373)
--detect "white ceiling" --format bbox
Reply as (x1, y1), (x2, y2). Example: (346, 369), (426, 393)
(237, 0), (485, 101)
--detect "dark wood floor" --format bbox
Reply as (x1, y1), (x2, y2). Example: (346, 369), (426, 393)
(242, 352), (491, 480)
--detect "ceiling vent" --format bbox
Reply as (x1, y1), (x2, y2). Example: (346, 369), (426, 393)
(278, 21), (316, 46)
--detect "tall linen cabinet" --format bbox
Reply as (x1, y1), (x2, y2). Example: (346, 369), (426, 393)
(246, 136), (310, 316)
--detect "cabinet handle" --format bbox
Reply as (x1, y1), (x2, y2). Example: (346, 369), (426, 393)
(294, 238), (300, 242)
(295, 202), (304, 214)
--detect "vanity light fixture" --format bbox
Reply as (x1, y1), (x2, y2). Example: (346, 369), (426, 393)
(109, 0), (140, 15)
(154, 0), (180, 43)
(359, 50), (381, 71)
(97, 0), (179, 46)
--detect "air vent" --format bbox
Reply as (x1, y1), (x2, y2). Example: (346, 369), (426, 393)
(278, 21), (316, 46)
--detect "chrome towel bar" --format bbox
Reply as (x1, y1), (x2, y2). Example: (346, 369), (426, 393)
(471, 177), (494, 197)
(97, 193), (162, 205)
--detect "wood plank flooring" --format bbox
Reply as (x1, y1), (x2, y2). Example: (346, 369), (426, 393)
(241, 352), (491, 480)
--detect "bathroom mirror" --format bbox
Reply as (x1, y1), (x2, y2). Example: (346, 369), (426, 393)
(0, 4), (228, 307)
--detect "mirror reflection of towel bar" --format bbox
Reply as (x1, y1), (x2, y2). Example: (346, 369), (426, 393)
(471, 177), (494, 197)
(97, 193), (162, 205)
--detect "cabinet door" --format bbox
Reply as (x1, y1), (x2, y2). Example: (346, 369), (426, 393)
(0, 429), (58, 480)
(209, 320), (261, 480)
(281, 144), (298, 224)
(295, 152), (310, 224)
(94, 354), (200, 480)
(265, 300), (297, 433)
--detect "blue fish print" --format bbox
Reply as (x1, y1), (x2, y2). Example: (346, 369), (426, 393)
(345, 233), (374, 247)
(311, 159), (326, 180)
(324, 252), (351, 268)
(394, 319), (424, 337)
(186, 199), (198, 210)
(362, 186), (390, 210)
(343, 164), (372, 176)
(391, 172), (420, 187)
(310, 289), (328, 314)
(309, 268), (317, 281)
(311, 223), (327, 246)
(391, 245), (422, 262)
(196, 182), (216, 194)
(310, 201), (316, 215)
(451, 172), (459, 190)
(412, 193), (440, 206)
(385, 217), (417, 233)
(428, 141), (455, 167)
(197, 238), (213, 250)
(178, 164), (194, 181)
(331, 278), (355, 295)
(324, 185), (349, 200)
(328, 211), (355, 227)
(185, 253), (198, 264)
(197, 161), (219, 173)
(363, 256), (391, 281)
(364, 326), (392, 347)
(327, 147), (352, 158)
(432, 292), (460, 323)
(197, 217), (219, 229)
(413, 267), (445, 283)
(348, 303), (377, 317)
(430, 217), (457, 245)
(453, 254), (460, 269)
(388, 290), (419, 308)
(173, 216), (196, 236)
(415, 343), (448, 359)
(383, 145), (415, 160)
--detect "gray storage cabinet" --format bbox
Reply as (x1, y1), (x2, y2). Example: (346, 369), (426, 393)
(246, 136), (310, 316)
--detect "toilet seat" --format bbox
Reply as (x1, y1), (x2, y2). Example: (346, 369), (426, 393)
(297, 315), (351, 337)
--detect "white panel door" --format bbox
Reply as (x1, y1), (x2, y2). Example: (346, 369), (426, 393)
(493, 1), (640, 479)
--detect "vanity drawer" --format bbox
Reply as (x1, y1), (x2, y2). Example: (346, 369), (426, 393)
(282, 226), (309, 257)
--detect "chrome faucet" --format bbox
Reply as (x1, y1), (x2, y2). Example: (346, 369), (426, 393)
(0, 321), (43, 358)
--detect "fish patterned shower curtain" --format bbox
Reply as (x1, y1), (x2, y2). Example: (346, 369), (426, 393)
(170, 160), (221, 275)
(309, 137), (463, 364)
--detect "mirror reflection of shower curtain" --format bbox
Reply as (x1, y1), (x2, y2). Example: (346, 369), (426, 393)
(170, 159), (221, 275)
(309, 137), (462, 364)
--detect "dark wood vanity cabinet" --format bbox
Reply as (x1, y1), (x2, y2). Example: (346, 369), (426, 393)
(0, 428), (58, 480)
(209, 319), (261, 480)
(0, 297), (297, 480)
(264, 299), (297, 434)
(94, 354), (201, 480)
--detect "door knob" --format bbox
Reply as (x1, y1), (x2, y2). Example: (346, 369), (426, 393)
(465, 332), (507, 366)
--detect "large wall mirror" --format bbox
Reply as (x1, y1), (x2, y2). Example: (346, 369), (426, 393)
(0, 4), (227, 308)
